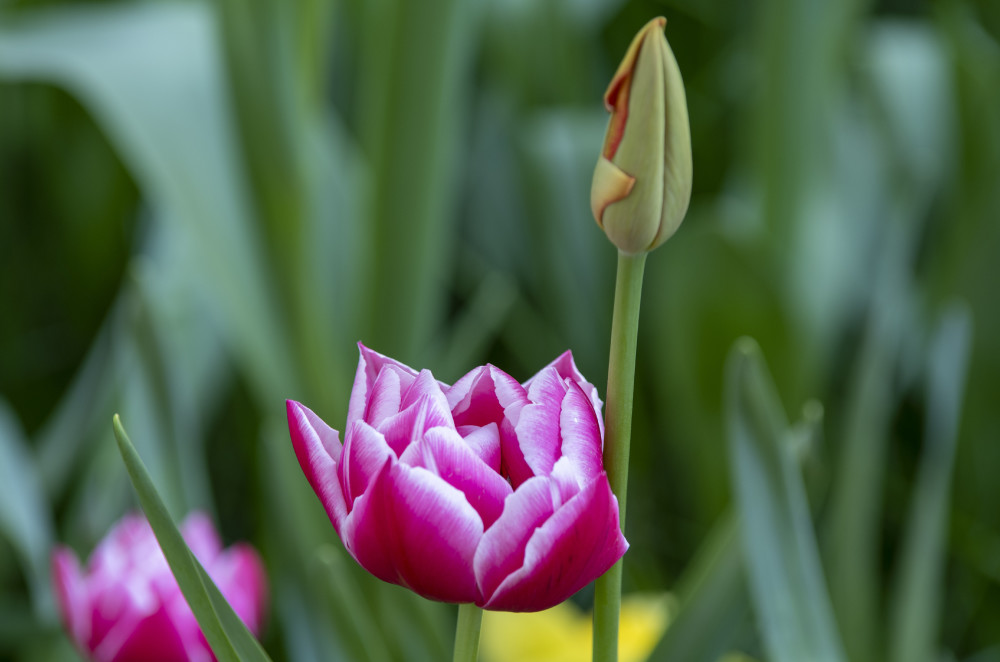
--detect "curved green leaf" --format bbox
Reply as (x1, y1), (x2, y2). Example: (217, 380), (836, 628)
(647, 512), (748, 662)
(0, 3), (296, 402)
(0, 401), (54, 619)
(888, 305), (972, 662)
(113, 415), (272, 662)
(725, 338), (845, 662)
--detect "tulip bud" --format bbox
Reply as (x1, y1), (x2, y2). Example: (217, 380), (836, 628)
(591, 17), (692, 255)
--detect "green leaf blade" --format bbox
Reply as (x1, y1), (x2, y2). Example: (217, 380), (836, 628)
(888, 305), (972, 662)
(726, 339), (845, 662)
(0, 401), (55, 619)
(112, 415), (272, 662)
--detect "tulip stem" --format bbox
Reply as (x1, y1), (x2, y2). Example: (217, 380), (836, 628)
(453, 603), (484, 662)
(593, 250), (647, 662)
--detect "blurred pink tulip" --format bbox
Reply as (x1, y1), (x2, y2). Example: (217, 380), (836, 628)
(288, 344), (627, 612)
(52, 512), (267, 662)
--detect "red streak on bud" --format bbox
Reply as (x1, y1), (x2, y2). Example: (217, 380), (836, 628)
(600, 17), (666, 161)
(602, 72), (631, 159)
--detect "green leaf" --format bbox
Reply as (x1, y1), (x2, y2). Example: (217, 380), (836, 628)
(647, 512), (749, 662)
(0, 3), (297, 402)
(0, 400), (55, 620)
(112, 415), (272, 662)
(357, 0), (479, 360)
(725, 338), (845, 662)
(888, 305), (972, 662)
(313, 546), (387, 662)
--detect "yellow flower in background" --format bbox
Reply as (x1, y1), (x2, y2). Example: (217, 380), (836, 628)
(480, 594), (673, 662)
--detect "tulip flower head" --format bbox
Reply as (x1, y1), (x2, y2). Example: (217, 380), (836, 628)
(591, 17), (693, 255)
(287, 344), (628, 612)
(52, 512), (267, 662)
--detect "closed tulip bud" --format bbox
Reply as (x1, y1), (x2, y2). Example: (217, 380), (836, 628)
(591, 17), (692, 255)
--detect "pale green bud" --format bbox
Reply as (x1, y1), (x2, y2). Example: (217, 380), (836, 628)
(591, 17), (693, 255)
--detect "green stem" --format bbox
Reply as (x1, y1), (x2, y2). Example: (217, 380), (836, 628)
(592, 251), (647, 662)
(452, 603), (484, 662)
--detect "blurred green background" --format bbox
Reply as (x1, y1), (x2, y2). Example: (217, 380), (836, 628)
(1, 0), (998, 660)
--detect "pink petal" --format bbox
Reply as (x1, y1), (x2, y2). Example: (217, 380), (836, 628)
(557, 381), (605, 483)
(480, 473), (628, 612)
(347, 344), (418, 431)
(458, 424), (501, 473)
(101, 605), (189, 662)
(340, 421), (394, 507)
(526, 351), (605, 436)
(52, 548), (90, 650)
(287, 400), (348, 533)
(89, 513), (151, 571)
(384, 463), (484, 602)
(362, 366), (404, 428)
(400, 370), (450, 412)
(449, 367), (505, 428)
(449, 365), (531, 485)
(499, 417), (533, 488)
(377, 392), (454, 457)
(548, 457), (585, 505)
(162, 594), (214, 662)
(509, 367), (567, 478)
(523, 365), (567, 410)
(339, 458), (401, 586)
(209, 544), (269, 636)
(180, 513), (222, 564)
(492, 366), (530, 424)
(416, 426), (512, 529)
(446, 366), (484, 411)
(473, 477), (556, 602)
(346, 460), (483, 603)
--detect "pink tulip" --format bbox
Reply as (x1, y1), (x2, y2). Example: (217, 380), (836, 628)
(52, 512), (267, 662)
(287, 344), (627, 612)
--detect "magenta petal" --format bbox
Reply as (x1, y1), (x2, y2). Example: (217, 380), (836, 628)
(419, 426), (512, 529)
(287, 400), (348, 532)
(180, 512), (222, 564)
(557, 381), (605, 483)
(362, 366), (404, 428)
(339, 458), (399, 586)
(473, 477), (556, 602)
(446, 366), (485, 412)
(383, 463), (484, 602)
(491, 366), (530, 425)
(53, 512), (267, 662)
(510, 368), (567, 477)
(378, 392), (455, 456)
(458, 424), (501, 473)
(209, 544), (269, 636)
(548, 457), (585, 505)
(499, 417), (533, 488)
(480, 473), (628, 612)
(523, 366), (567, 410)
(449, 367), (506, 428)
(400, 370), (450, 411)
(347, 343), (419, 431)
(52, 548), (90, 650)
(347, 459), (483, 603)
(102, 605), (189, 662)
(527, 351), (605, 436)
(340, 421), (394, 506)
